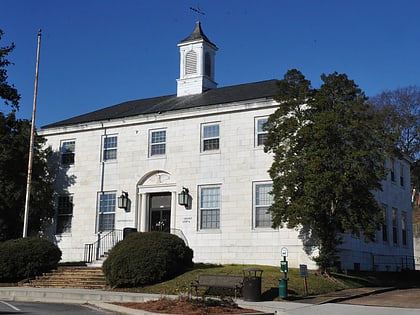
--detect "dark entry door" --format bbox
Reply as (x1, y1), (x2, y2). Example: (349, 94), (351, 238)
(149, 192), (171, 232)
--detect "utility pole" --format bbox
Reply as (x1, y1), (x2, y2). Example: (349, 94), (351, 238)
(23, 29), (42, 238)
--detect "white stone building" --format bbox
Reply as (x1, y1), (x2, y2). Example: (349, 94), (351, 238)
(39, 22), (414, 271)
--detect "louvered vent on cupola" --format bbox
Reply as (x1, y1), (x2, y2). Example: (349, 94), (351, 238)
(185, 50), (197, 75)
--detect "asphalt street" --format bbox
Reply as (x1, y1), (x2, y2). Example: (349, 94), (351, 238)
(0, 301), (115, 315)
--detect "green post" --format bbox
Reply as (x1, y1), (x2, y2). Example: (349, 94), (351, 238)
(279, 256), (288, 299)
(279, 278), (288, 298)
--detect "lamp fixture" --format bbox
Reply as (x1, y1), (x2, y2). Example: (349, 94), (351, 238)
(118, 191), (129, 210)
(178, 187), (189, 207)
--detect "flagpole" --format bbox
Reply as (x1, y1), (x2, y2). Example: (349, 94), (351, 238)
(23, 29), (42, 238)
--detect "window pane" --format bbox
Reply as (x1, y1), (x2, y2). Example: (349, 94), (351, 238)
(98, 193), (116, 231)
(203, 138), (219, 151)
(256, 118), (268, 146)
(150, 130), (166, 155)
(200, 187), (220, 229)
(257, 118), (267, 132)
(104, 149), (117, 160)
(100, 193), (116, 213)
(255, 183), (273, 228)
(152, 131), (166, 143)
(203, 125), (219, 138)
(61, 141), (75, 165)
(103, 136), (117, 160)
(104, 136), (117, 149)
(56, 195), (73, 233)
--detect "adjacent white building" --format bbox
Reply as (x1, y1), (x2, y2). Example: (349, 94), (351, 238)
(39, 22), (414, 271)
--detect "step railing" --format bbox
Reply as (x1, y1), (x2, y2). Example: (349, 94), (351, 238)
(84, 230), (123, 263)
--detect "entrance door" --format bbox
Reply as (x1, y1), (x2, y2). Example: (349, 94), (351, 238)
(149, 192), (171, 232)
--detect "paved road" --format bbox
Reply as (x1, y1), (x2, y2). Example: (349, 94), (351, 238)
(286, 303), (420, 315)
(0, 301), (116, 315)
(282, 288), (420, 315)
(341, 287), (420, 308)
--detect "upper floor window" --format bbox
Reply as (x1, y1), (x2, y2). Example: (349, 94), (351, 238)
(400, 163), (404, 187)
(56, 195), (73, 234)
(149, 129), (166, 156)
(390, 159), (396, 182)
(255, 117), (268, 147)
(254, 182), (273, 228)
(199, 186), (220, 229)
(60, 140), (75, 165)
(98, 192), (116, 232)
(202, 123), (219, 152)
(103, 135), (117, 161)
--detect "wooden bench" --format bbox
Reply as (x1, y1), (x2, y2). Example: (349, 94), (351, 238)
(190, 274), (244, 299)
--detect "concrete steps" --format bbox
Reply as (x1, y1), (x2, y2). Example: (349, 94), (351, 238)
(21, 266), (107, 290)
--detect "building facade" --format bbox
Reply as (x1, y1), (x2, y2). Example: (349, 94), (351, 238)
(39, 22), (414, 271)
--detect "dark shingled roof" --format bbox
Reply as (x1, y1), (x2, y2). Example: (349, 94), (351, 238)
(178, 21), (217, 48)
(41, 79), (279, 129)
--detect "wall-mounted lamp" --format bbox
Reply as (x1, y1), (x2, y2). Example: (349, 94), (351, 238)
(118, 191), (129, 210)
(178, 187), (189, 207)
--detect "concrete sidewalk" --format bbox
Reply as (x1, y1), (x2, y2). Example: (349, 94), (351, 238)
(0, 286), (400, 315)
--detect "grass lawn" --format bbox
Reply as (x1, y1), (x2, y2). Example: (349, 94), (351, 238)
(113, 264), (362, 299)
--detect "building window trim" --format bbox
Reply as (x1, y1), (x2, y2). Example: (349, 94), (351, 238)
(97, 191), (116, 232)
(149, 129), (167, 157)
(253, 181), (274, 229)
(56, 194), (73, 234)
(201, 123), (220, 152)
(198, 185), (221, 230)
(60, 140), (75, 166)
(255, 117), (268, 147)
(102, 135), (118, 162)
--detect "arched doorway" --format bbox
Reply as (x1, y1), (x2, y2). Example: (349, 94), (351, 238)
(136, 170), (177, 233)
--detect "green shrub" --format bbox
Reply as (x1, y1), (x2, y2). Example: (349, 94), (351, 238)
(0, 237), (61, 281)
(103, 232), (193, 287)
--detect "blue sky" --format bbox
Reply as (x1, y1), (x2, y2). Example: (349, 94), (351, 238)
(1, 0), (420, 127)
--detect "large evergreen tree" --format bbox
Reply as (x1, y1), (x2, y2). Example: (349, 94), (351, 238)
(264, 70), (390, 271)
(0, 29), (55, 240)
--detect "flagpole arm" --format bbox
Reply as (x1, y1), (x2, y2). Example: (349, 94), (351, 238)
(23, 29), (42, 238)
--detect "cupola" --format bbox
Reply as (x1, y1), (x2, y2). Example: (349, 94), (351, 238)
(177, 21), (218, 97)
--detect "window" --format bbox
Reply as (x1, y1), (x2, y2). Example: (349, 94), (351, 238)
(205, 52), (211, 77)
(61, 140), (75, 165)
(382, 204), (388, 242)
(256, 117), (268, 147)
(103, 136), (117, 161)
(390, 159), (395, 182)
(56, 195), (73, 233)
(149, 129), (166, 156)
(202, 123), (219, 152)
(185, 50), (197, 75)
(254, 182), (273, 228)
(402, 211), (407, 246)
(392, 207), (398, 245)
(400, 163), (404, 187)
(199, 186), (220, 229)
(98, 192), (116, 232)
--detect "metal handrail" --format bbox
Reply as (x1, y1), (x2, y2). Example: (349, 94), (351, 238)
(84, 229), (123, 263)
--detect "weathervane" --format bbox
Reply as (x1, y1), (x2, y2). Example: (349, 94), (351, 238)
(190, 4), (205, 20)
